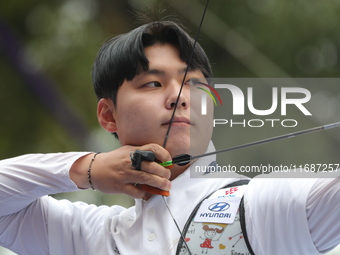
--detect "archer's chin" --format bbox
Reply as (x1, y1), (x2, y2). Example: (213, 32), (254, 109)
(164, 137), (191, 157)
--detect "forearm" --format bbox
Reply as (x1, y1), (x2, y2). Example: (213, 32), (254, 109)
(0, 152), (90, 216)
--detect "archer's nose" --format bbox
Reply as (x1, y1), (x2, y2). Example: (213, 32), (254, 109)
(165, 86), (189, 109)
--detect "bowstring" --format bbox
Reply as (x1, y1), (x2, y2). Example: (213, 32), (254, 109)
(162, 0), (210, 148)
(161, 1), (210, 254)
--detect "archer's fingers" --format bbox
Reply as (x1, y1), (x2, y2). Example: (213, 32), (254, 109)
(139, 161), (171, 179)
(137, 144), (172, 163)
(127, 170), (172, 192)
(120, 184), (146, 199)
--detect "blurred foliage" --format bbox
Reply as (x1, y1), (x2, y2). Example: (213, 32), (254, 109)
(1, 0), (340, 254)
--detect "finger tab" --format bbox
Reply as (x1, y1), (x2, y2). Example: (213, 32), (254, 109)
(140, 184), (170, 197)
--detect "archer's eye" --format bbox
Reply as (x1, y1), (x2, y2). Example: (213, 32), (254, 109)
(143, 81), (162, 88)
(185, 78), (205, 86)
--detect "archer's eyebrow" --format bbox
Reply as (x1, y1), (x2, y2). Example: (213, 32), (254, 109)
(140, 67), (195, 77)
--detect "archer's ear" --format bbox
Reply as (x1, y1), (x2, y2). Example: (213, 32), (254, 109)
(97, 98), (117, 132)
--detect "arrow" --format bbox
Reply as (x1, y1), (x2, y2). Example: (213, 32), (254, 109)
(161, 121), (340, 167)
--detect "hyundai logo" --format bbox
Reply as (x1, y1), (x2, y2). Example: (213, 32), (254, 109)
(208, 202), (230, 212)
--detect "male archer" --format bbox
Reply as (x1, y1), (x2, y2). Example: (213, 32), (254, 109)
(0, 21), (339, 255)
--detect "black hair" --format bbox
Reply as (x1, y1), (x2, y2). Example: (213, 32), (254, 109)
(92, 21), (212, 104)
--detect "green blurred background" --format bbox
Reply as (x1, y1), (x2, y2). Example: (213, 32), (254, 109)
(1, 0), (340, 254)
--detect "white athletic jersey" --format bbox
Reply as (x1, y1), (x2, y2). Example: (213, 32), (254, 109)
(0, 148), (339, 254)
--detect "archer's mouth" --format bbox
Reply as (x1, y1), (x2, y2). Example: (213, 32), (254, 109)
(162, 117), (191, 126)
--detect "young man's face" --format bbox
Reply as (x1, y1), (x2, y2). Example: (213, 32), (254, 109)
(111, 43), (213, 158)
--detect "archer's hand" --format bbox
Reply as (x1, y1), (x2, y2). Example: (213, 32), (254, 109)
(70, 144), (172, 199)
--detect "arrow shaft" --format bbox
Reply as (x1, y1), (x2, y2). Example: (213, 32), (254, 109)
(179, 121), (340, 165)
